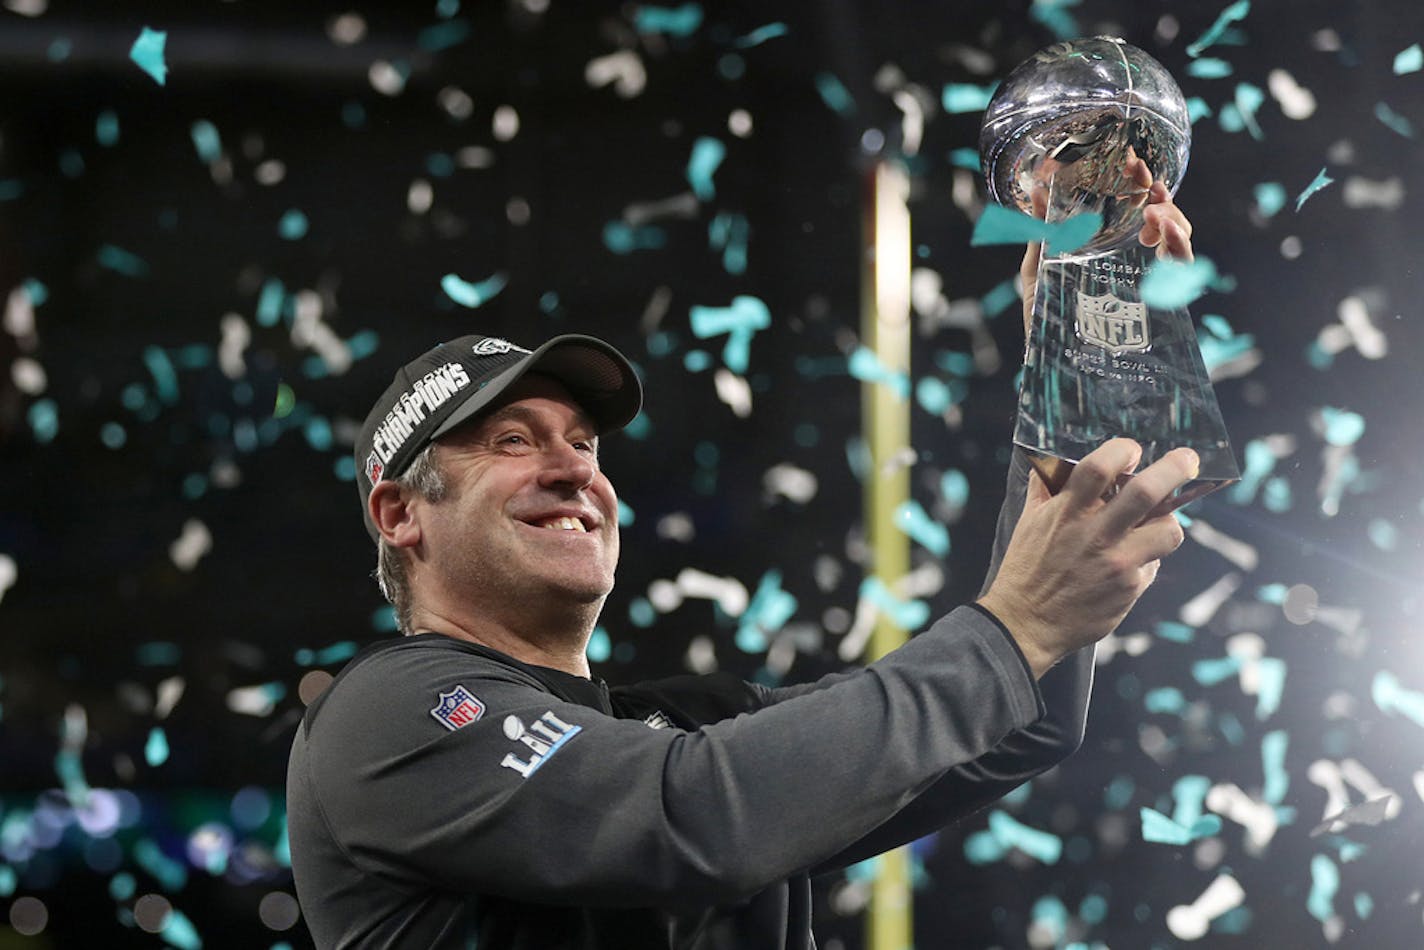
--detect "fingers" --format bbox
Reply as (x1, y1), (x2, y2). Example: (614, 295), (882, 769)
(1120, 513), (1187, 566)
(1125, 150), (1153, 191)
(1139, 182), (1195, 261)
(1063, 438), (1143, 509)
(1100, 447), (1200, 536)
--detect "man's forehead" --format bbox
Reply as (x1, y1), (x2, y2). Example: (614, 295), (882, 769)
(461, 374), (598, 433)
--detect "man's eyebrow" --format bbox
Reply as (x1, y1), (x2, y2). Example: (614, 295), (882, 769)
(481, 403), (599, 441)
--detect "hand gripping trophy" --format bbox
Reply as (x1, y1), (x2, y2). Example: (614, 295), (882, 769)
(980, 36), (1238, 511)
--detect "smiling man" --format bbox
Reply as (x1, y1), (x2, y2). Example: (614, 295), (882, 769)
(287, 318), (1199, 947)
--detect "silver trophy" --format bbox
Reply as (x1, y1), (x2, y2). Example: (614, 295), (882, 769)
(980, 36), (1238, 511)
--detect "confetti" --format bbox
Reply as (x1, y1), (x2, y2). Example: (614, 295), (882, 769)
(129, 27), (168, 86)
(969, 204), (1103, 255)
(1373, 102), (1413, 138)
(441, 272), (508, 308)
(1186, 1), (1251, 58)
(1140, 256), (1222, 308)
(686, 136), (725, 200)
(1392, 43), (1423, 75)
(634, 3), (703, 37)
(1295, 167), (1335, 211)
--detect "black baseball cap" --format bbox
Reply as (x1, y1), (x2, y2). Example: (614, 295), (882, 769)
(355, 334), (642, 541)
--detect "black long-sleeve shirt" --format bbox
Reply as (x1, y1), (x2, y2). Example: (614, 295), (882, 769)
(286, 449), (1096, 948)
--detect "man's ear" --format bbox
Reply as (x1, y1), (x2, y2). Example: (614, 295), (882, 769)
(369, 480), (423, 549)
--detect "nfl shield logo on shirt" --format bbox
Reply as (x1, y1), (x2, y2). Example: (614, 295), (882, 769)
(430, 685), (485, 731)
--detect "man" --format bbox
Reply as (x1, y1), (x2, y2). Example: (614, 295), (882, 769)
(287, 195), (1196, 947)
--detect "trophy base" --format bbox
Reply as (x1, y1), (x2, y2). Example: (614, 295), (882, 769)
(1023, 447), (1236, 521)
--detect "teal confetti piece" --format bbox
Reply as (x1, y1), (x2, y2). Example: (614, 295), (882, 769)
(98, 244), (150, 277)
(96, 110), (120, 147)
(737, 570), (797, 652)
(137, 641), (182, 665)
(144, 727), (169, 767)
(1144, 687), (1186, 715)
(689, 295), (770, 373)
(417, 18), (471, 51)
(603, 221), (667, 254)
(1320, 407), (1364, 446)
(1187, 1), (1251, 58)
(1254, 182), (1286, 217)
(294, 641), (358, 666)
(1192, 655), (1242, 686)
(970, 204), (1103, 255)
(987, 810), (1062, 864)
(1140, 807), (1221, 845)
(1140, 257), (1219, 308)
(1155, 621), (1195, 643)
(1393, 43), (1423, 74)
(941, 83), (998, 114)
(1186, 58), (1234, 79)
(161, 908), (202, 950)
(278, 209), (309, 240)
(143, 346), (179, 405)
(814, 73), (855, 115)
(28, 399), (59, 443)
(1105, 775), (1135, 810)
(709, 212), (749, 274)
(894, 499), (949, 556)
(587, 627), (611, 663)
(109, 871), (135, 901)
(1173, 774), (1212, 825)
(190, 120), (222, 164)
(1229, 438), (1276, 504)
(733, 22), (787, 48)
(687, 136), (725, 201)
(1355, 893), (1374, 918)
(129, 27), (169, 85)
(940, 469), (969, 508)
(1372, 671), (1424, 727)
(1261, 730), (1289, 803)
(629, 598), (655, 628)
(1235, 83), (1265, 139)
(634, 3), (703, 37)
(948, 147), (981, 171)
(437, 0), (460, 15)
(1307, 854), (1339, 923)
(860, 576), (930, 631)
(1367, 518), (1398, 551)
(914, 376), (952, 414)
(0, 867), (14, 897)
(1374, 102), (1414, 138)
(1029, 0), (1081, 41)
(1255, 657), (1285, 719)
(848, 347), (910, 399)
(964, 828), (1009, 864)
(980, 277), (1019, 318)
(1295, 167), (1334, 211)
(1186, 97), (1214, 123)
(441, 272), (507, 308)
(1031, 896), (1069, 943)
(617, 499), (634, 526)
(134, 839), (187, 890)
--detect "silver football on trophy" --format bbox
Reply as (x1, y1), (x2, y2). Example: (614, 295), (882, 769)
(980, 36), (1191, 254)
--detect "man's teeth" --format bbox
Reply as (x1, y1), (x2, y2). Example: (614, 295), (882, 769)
(538, 516), (586, 532)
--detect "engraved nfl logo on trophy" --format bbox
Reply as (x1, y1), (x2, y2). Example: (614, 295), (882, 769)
(980, 36), (1239, 511)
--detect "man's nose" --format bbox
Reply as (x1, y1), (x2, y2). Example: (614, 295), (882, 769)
(537, 441), (596, 491)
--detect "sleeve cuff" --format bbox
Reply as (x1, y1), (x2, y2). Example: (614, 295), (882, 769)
(968, 601), (1042, 715)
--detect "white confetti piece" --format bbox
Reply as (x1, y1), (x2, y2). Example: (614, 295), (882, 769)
(1167, 874), (1245, 940)
(169, 519), (212, 572)
(10, 357), (45, 394)
(1342, 176), (1405, 211)
(585, 50), (646, 98)
(713, 368), (752, 417)
(1185, 519), (1259, 571)
(1267, 69), (1316, 119)
(1206, 783), (1280, 853)
(0, 554), (16, 605)
(1179, 572), (1241, 627)
(763, 463), (818, 503)
(492, 105), (520, 141)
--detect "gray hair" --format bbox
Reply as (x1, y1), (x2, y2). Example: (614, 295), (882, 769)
(374, 443), (448, 635)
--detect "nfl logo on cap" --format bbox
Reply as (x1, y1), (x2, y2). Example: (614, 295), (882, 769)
(430, 685), (486, 731)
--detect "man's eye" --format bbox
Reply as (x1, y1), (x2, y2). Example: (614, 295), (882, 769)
(499, 434), (528, 446)
(573, 441), (595, 454)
